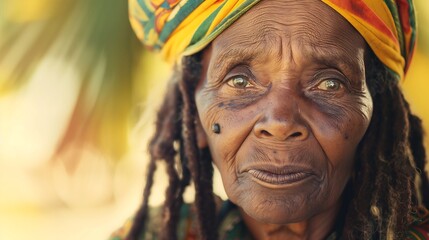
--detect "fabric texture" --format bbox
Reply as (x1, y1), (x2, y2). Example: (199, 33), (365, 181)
(129, 0), (261, 63)
(320, 0), (416, 80)
(129, 0), (416, 80)
(109, 201), (429, 239)
(109, 201), (254, 240)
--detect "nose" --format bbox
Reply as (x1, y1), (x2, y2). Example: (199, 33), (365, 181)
(253, 101), (309, 141)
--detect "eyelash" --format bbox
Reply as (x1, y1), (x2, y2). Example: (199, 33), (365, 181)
(312, 70), (350, 92)
(222, 68), (349, 94)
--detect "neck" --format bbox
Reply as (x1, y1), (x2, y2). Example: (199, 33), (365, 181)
(240, 201), (343, 240)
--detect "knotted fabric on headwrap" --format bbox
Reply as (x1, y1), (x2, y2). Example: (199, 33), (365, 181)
(129, 0), (416, 80)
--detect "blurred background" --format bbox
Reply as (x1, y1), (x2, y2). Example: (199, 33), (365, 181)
(0, 1), (428, 239)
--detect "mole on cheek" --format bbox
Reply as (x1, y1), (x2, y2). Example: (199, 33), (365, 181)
(344, 133), (349, 140)
(212, 123), (221, 134)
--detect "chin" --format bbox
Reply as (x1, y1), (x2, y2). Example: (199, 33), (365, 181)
(228, 175), (330, 224)
(241, 193), (320, 224)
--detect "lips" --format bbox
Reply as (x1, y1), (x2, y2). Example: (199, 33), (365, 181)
(243, 165), (316, 186)
(248, 169), (312, 184)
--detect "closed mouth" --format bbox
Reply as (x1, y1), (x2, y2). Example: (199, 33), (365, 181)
(247, 169), (313, 185)
(242, 164), (316, 187)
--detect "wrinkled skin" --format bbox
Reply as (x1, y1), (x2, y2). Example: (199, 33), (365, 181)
(195, 0), (373, 239)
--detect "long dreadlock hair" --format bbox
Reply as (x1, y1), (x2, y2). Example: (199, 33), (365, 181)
(126, 49), (429, 240)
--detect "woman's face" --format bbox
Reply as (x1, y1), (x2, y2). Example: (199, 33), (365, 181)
(195, 0), (373, 224)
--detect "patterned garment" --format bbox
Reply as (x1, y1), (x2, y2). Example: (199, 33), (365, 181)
(129, 0), (416, 80)
(109, 201), (429, 240)
(109, 201), (255, 240)
(407, 208), (429, 239)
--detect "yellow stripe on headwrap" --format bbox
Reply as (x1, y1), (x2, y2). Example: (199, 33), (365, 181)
(129, 0), (416, 80)
(320, 0), (416, 80)
(161, 0), (224, 61)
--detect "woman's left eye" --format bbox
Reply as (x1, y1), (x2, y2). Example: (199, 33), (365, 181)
(316, 79), (342, 91)
(227, 76), (252, 89)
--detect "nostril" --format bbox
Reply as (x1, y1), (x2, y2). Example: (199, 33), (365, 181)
(290, 132), (302, 138)
(260, 130), (272, 137)
(254, 121), (308, 140)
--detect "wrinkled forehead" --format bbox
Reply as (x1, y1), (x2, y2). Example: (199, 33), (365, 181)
(210, 0), (365, 67)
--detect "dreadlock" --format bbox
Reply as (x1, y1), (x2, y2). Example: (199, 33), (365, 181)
(127, 53), (217, 240)
(341, 50), (429, 239)
(127, 49), (428, 240)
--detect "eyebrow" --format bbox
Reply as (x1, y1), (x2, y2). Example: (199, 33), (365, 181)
(209, 41), (364, 83)
(310, 47), (364, 80)
(210, 46), (257, 80)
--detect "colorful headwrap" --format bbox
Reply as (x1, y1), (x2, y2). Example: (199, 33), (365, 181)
(129, 0), (416, 80)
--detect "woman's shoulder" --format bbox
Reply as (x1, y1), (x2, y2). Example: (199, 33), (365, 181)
(405, 207), (429, 239)
(109, 206), (164, 240)
(109, 203), (197, 240)
(109, 198), (252, 240)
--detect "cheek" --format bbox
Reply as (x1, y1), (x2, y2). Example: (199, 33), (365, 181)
(197, 96), (261, 160)
(202, 107), (257, 179)
(196, 92), (258, 172)
(312, 94), (373, 178)
(196, 91), (265, 197)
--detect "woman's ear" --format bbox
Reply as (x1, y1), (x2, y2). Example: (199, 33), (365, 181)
(195, 115), (208, 149)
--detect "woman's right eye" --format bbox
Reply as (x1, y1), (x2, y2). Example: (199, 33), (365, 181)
(226, 76), (252, 89)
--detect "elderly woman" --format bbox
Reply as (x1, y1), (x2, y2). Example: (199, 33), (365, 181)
(112, 0), (429, 239)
